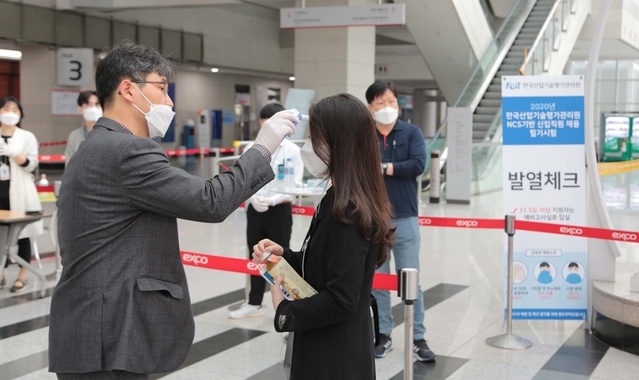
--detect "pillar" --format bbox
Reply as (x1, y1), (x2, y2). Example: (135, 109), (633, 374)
(293, 0), (376, 104)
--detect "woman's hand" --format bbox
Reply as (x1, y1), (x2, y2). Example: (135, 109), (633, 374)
(270, 273), (286, 310)
(252, 239), (284, 263)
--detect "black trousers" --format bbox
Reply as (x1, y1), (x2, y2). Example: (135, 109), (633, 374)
(246, 202), (292, 305)
(4, 238), (31, 268)
(0, 192), (32, 269)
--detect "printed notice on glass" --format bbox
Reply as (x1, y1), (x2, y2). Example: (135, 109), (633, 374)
(502, 75), (587, 320)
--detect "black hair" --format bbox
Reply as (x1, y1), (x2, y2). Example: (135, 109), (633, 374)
(568, 262), (579, 269)
(77, 90), (98, 107)
(95, 40), (175, 108)
(540, 262), (550, 268)
(365, 80), (398, 104)
(0, 96), (24, 122)
(259, 103), (285, 119)
(308, 93), (394, 267)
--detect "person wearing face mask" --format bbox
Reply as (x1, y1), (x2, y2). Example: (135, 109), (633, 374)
(0, 96), (43, 293)
(64, 90), (102, 166)
(229, 103), (304, 319)
(252, 94), (395, 380)
(48, 40), (299, 379)
(365, 80), (435, 363)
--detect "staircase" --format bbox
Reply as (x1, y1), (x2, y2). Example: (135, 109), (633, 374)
(473, 0), (555, 142)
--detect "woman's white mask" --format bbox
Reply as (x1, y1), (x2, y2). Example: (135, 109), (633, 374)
(0, 112), (20, 126)
(300, 141), (329, 178)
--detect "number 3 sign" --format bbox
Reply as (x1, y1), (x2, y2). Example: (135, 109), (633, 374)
(56, 48), (94, 86)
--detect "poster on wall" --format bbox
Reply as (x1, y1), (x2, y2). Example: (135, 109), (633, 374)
(51, 90), (81, 116)
(502, 75), (587, 320)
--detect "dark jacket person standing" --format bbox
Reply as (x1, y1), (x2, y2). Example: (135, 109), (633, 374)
(253, 94), (395, 379)
(48, 40), (299, 379)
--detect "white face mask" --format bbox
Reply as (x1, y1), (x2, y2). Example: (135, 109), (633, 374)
(0, 112), (20, 126)
(374, 106), (398, 125)
(300, 141), (329, 178)
(82, 106), (102, 122)
(131, 84), (175, 138)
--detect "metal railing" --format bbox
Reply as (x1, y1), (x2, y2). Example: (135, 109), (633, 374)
(518, 0), (576, 75)
(426, 0), (536, 154)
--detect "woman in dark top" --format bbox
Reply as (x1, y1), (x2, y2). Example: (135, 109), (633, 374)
(253, 93), (394, 380)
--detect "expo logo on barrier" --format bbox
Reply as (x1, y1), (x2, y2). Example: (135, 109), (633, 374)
(246, 261), (264, 272)
(559, 226), (583, 236)
(182, 253), (209, 266)
(456, 220), (478, 228)
(612, 232), (638, 242)
(418, 217), (432, 226)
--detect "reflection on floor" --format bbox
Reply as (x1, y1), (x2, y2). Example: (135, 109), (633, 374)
(1, 160), (638, 379)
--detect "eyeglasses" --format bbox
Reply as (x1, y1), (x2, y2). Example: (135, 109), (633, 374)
(131, 80), (168, 95)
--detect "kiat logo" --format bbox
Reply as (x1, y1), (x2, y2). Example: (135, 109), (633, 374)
(182, 253), (208, 266)
(456, 220), (478, 228)
(612, 232), (637, 241)
(418, 218), (431, 226)
(559, 227), (583, 236)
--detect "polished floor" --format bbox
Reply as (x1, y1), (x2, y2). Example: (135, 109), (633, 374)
(1, 158), (638, 380)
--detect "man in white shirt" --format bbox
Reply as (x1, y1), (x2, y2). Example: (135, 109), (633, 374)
(65, 90), (102, 166)
(230, 103), (304, 318)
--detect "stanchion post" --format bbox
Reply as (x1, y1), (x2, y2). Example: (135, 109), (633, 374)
(486, 214), (532, 350)
(429, 151), (440, 204)
(211, 148), (220, 177)
(398, 268), (419, 380)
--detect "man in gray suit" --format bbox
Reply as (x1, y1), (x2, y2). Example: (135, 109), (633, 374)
(48, 40), (299, 379)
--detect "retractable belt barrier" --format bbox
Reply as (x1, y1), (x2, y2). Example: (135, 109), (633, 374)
(37, 145), (236, 163)
(418, 216), (639, 244)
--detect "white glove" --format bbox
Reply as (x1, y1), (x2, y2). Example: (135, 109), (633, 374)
(250, 195), (270, 212)
(0, 140), (17, 158)
(254, 109), (299, 154)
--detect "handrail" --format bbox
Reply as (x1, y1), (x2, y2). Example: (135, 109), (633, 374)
(518, 0), (561, 74)
(427, 0), (536, 151)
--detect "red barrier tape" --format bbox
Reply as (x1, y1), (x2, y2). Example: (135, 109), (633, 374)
(517, 220), (639, 243)
(418, 216), (504, 229)
(180, 251), (398, 291)
(39, 154), (65, 162)
(40, 140), (67, 147)
(292, 205), (316, 216)
(38, 147), (236, 162)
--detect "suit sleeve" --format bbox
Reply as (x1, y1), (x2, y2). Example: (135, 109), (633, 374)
(119, 138), (274, 222)
(274, 218), (370, 332)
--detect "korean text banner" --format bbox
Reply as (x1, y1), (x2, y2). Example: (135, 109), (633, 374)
(502, 75), (587, 320)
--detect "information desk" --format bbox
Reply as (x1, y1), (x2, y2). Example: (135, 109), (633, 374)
(0, 210), (48, 298)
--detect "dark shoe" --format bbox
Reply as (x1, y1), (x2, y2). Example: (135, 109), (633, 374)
(375, 334), (393, 358)
(0, 277), (5, 289)
(413, 339), (436, 362)
(10, 278), (27, 293)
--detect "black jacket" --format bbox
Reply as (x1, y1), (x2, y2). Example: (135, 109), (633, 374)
(275, 188), (379, 380)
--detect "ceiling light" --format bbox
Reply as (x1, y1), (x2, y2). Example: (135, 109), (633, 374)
(0, 49), (21, 60)
(210, 68), (219, 73)
(289, 76), (295, 81)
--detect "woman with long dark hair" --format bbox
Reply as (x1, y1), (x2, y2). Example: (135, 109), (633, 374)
(253, 93), (394, 379)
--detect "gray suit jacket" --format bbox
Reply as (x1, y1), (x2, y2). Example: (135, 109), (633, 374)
(49, 118), (273, 374)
